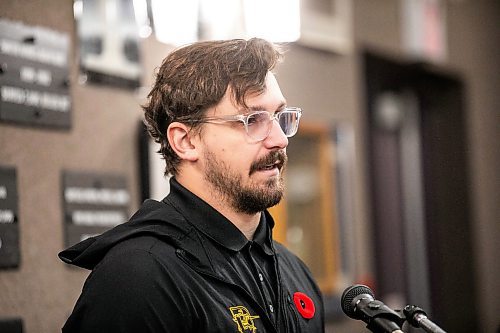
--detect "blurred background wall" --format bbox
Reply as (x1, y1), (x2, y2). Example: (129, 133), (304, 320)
(0, 0), (498, 332)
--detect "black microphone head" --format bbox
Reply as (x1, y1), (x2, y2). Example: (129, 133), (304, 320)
(341, 284), (375, 318)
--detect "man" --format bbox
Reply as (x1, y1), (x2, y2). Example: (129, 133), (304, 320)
(59, 38), (325, 332)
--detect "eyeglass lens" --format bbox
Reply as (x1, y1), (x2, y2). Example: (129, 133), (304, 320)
(247, 111), (300, 141)
(278, 111), (299, 137)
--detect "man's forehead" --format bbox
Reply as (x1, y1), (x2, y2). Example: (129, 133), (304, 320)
(213, 72), (285, 114)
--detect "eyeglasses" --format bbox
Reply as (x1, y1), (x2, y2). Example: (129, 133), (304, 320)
(182, 107), (302, 142)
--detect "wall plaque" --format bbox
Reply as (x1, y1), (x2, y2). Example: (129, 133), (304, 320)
(0, 317), (23, 333)
(0, 18), (71, 128)
(62, 171), (130, 247)
(75, 0), (142, 89)
(0, 166), (20, 269)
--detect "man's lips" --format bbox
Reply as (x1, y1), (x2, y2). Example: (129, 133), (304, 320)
(259, 160), (283, 171)
(250, 151), (287, 175)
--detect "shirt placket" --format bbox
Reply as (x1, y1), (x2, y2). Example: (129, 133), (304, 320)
(244, 242), (279, 326)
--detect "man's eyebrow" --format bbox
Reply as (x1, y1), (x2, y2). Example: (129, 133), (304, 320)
(246, 102), (287, 113)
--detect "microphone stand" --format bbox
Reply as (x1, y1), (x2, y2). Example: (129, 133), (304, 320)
(403, 305), (447, 333)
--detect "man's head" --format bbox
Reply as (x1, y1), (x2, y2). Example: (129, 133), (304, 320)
(143, 38), (300, 214)
(143, 38), (283, 176)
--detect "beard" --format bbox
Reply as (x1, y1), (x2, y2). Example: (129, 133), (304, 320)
(203, 149), (287, 214)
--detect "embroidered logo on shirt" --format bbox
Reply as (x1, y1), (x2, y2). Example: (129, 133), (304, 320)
(293, 292), (316, 319)
(229, 306), (260, 332)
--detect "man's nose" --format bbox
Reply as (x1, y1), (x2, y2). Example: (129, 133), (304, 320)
(264, 119), (289, 149)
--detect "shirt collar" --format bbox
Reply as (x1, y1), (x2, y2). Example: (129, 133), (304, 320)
(252, 212), (275, 256)
(165, 178), (274, 254)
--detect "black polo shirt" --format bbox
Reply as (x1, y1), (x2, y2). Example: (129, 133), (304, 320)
(59, 178), (325, 332)
(168, 179), (279, 322)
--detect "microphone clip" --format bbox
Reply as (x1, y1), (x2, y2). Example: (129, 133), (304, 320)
(403, 305), (447, 333)
(356, 299), (406, 333)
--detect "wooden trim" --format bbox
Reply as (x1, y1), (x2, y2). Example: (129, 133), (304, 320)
(269, 196), (287, 243)
(317, 130), (339, 294)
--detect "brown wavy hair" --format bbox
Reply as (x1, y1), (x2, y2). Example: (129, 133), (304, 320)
(143, 38), (283, 176)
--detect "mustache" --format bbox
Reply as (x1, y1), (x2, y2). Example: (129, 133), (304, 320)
(249, 150), (288, 175)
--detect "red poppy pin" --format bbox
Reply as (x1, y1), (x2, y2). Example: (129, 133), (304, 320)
(293, 292), (315, 319)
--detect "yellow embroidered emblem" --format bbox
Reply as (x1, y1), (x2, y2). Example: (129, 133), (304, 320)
(229, 306), (260, 332)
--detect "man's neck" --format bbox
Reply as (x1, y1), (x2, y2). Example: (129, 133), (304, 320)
(210, 202), (261, 240)
(175, 174), (261, 240)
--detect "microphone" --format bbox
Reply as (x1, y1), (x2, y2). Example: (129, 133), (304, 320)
(403, 305), (447, 333)
(341, 284), (405, 333)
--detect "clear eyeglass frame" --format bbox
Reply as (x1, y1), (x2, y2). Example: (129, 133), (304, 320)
(181, 107), (302, 142)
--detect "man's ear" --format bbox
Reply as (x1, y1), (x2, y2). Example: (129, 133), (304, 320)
(167, 122), (199, 162)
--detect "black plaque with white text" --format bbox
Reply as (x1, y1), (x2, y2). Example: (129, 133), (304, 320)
(0, 166), (20, 269)
(0, 317), (23, 333)
(0, 18), (71, 128)
(62, 171), (130, 247)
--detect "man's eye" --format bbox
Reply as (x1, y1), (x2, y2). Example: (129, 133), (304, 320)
(247, 112), (267, 126)
(247, 114), (261, 125)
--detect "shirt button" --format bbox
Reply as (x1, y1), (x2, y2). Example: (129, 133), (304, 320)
(258, 273), (264, 282)
(269, 304), (274, 313)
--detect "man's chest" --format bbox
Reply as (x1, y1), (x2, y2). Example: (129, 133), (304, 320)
(171, 264), (322, 333)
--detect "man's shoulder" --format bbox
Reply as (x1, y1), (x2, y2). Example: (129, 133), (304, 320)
(272, 240), (313, 275)
(108, 234), (176, 256)
(88, 234), (194, 290)
(272, 240), (299, 259)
